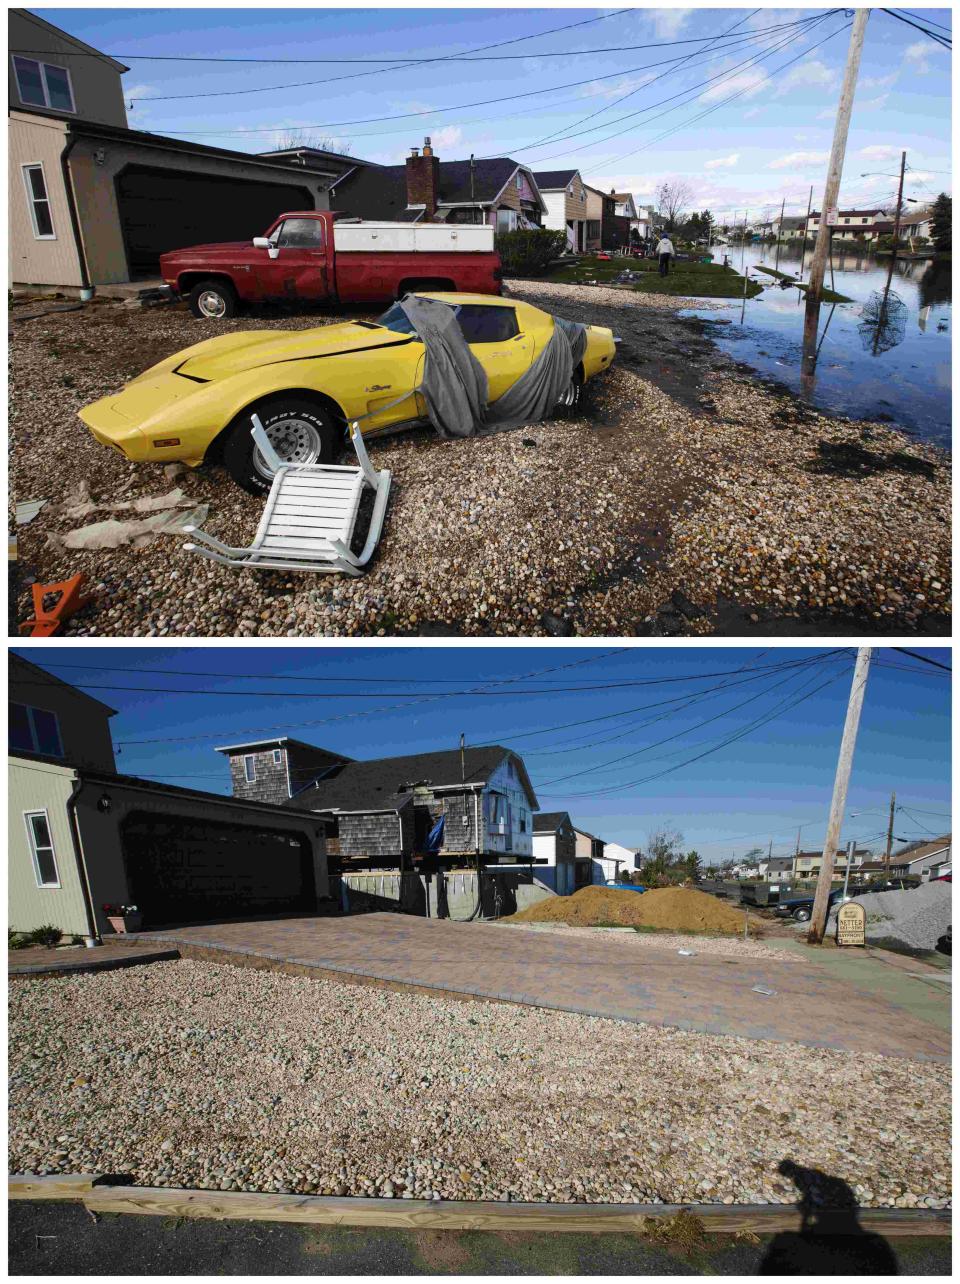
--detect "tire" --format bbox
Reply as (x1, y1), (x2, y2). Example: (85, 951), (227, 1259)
(222, 398), (342, 496)
(554, 371), (583, 414)
(792, 906), (811, 923)
(188, 279), (239, 319)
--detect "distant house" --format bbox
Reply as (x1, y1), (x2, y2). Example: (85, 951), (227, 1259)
(793, 847), (872, 881)
(594, 840), (636, 883)
(760, 855), (795, 884)
(900, 207), (935, 243)
(889, 836), (951, 880)
(806, 208), (894, 244)
(777, 215), (807, 240)
(582, 185), (605, 253)
(573, 826), (605, 887)
(9, 8), (343, 288)
(9, 655), (329, 938)
(217, 739), (538, 867)
(532, 168), (590, 252)
(532, 811), (577, 894)
(330, 138), (547, 230)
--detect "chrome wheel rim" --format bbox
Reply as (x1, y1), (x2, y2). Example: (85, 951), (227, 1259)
(557, 379), (579, 408)
(198, 290), (227, 318)
(253, 416), (323, 478)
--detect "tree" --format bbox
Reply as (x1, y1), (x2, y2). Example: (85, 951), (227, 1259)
(684, 850), (702, 880)
(931, 193), (952, 252)
(655, 180), (694, 234)
(637, 826), (685, 883)
(273, 129), (351, 156)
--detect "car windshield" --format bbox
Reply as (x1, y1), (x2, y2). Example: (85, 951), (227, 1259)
(375, 301), (437, 335)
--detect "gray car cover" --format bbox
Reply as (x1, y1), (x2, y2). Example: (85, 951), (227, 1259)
(399, 295), (587, 438)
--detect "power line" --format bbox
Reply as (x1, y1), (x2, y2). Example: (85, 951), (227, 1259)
(891, 647), (952, 673)
(894, 9), (953, 35)
(881, 8), (952, 48)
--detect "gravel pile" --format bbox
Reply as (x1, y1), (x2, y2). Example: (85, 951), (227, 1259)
(498, 921), (797, 962)
(828, 882), (952, 952)
(10, 292), (950, 636)
(8, 961), (950, 1208)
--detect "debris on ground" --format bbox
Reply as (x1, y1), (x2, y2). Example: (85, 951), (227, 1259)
(15, 499), (48, 526)
(506, 886), (761, 936)
(7, 960), (951, 1207)
(57, 505), (209, 552)
(827, 881), (952, 952)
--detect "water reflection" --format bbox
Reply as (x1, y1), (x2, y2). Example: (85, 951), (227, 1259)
(683, 244), (951, 445)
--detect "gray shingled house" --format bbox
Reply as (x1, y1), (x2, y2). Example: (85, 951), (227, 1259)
(216, 739), (538, 869)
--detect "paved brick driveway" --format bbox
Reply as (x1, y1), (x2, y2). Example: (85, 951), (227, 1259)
(124, 914), (949, 1062)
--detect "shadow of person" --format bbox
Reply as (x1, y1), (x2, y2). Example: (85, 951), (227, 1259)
(759, 1159), (899, 1275)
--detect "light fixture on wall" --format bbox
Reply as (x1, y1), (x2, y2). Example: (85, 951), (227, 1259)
(97, 792), (112, 813)
(94, 148), (106, 166)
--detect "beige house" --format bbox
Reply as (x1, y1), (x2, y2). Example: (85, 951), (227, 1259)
(9, 9), (348, 290)
(533, 168), (591, 252)
(10, 654), (329, 940)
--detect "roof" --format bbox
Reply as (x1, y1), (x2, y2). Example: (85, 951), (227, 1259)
(574, 826), (605, 844)
(331, 156), (545, 218)
(533, 811), (571, 834)
(532, 169), (579, 190)
(765, 856), (794, 871)
(214, 737), (349, 756)
(77, 769), (321, 820)
(893, 837), (951, 863)
(10, 653), (118, 717)
(811, 208), (886, 218)
(286, 745), (538, 813)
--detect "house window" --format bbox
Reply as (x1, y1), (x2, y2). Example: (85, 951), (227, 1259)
(843, 218), (850, 224)
(243, 755), (257, 782)
(273, 749), (282, 766)
(24, 811), (60, 888)
(496, 208), (517, 232)
(9, 702), (63, 757)
(13, 56), (75, 112)
(515, 172), (523, 190)
(22, 164), (55, 240)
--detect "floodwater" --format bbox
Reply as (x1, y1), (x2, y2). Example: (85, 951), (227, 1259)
(681, 245), (952, 448)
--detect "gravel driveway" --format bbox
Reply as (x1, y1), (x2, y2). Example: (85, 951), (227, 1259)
(10, 288), (950, 636)
(8, 961), (951, 1208)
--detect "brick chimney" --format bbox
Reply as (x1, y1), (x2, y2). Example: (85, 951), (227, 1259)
(406, 136), (440, 218)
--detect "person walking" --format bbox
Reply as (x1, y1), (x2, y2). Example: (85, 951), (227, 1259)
(656, 233), (675, 277)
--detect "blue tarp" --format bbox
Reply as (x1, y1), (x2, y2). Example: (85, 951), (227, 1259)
(425, 815), (445, 853)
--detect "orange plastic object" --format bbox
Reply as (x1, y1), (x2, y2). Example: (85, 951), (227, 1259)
(19, 574), (94, 637)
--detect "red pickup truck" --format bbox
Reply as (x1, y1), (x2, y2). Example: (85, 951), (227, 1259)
(159, 210), (502, 318)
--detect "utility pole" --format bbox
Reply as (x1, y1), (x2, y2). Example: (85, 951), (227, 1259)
(884, 791), (897, 873)
(800, 8), (867, 380)
(807, 647), (873, 944)
(841, 838), (855, 901)
(774, 197), (786, 272)
(799, 185), (814, 279)
(891, 150), (907, 256)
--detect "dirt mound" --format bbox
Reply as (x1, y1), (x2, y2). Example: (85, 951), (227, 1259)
(509, 885), (755, 935)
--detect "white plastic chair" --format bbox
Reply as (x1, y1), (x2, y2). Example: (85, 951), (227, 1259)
(184, 415), (391, 576)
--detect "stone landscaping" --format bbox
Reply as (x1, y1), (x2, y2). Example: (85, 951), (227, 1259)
(8, 960), (951, 1209)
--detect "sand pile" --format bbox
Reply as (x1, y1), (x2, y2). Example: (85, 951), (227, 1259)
(509, 886), (755, 935)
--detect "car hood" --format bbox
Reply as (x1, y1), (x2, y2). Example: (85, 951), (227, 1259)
(171, 322), (414, 381)
(160, 241), (250, 258)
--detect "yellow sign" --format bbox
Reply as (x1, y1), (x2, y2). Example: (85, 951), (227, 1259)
(837, 902), (866, 947)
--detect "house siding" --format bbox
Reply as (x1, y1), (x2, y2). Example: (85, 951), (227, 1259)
(10, 653), (116, 771)
(8, 758), (89, 936)
(227, 747), (290, 805)
(339, 808), (410, 859)
(8, 111), (85, 288)
(9, 9), (128, 127)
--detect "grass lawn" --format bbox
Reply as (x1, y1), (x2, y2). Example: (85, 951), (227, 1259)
(536, 254), (763, 299)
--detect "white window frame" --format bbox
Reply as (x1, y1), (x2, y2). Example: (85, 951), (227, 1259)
(10, 701), (64, 756)
(24, 809), (61, 889)
(243, 754), (257, 782)
(515, 171), (523, 190)
(11, 55), (76, 113)
(272, 748), (282, 766)
(21, 163), (57, 241)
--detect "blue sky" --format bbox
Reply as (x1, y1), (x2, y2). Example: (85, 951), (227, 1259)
(15, 645), (951, 862)
(36, 6), (952, 222)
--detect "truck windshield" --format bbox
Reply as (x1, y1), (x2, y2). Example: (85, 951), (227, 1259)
(376, 302), (426, 335)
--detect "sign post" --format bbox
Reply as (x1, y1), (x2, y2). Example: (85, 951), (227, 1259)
(836, 902), (866, 947)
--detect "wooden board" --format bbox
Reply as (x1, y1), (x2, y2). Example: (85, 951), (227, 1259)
(8, 1177), (950, 1236)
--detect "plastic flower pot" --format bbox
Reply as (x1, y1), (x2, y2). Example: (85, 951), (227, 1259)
(106, 912), (142, 934)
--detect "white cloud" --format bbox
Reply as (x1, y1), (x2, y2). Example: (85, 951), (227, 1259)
(816, 107), (834, 121)
(903, 39), (945, 74)
(862, 71), (899, 91)
(859, 144), (900, 162)
(583, 73), (657, 102)
(427, 125), (462, 151)
(704, 153), (739, 170)
(774, 60), (838, 97)
(769, 150), (830, 171)
(859, 94), (890, 112)
(648, 8), (692, 39)
(743, 106), (763, 120)
(700, 69), (768, 104)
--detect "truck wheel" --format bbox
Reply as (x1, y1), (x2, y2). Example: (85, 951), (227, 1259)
(792, 906), (811, 923)
(188, 279), (239, 319)
(222, 399), (342, 496)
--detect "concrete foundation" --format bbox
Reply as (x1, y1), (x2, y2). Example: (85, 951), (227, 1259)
(337, 867), (553, 919)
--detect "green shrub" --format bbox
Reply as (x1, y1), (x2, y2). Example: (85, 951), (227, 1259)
(495, 228), (568, 277)
(30, 925), (63, 949)
(9, 928), (31, 950)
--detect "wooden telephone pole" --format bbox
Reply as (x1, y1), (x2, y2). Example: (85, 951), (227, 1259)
(807, 648), (873, 944)
(802, 9), (869, 374)
(892, 150), (907, 254)
(884, 791), (897, 873)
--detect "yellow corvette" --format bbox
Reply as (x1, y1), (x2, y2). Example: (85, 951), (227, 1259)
(79, 293), (616, 494)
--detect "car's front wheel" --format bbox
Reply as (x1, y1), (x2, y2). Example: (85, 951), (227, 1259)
(188, 279), (239, 319)
(222, 399), (342, 495)
(792, 906), (812, 923)
(554, 371), (583, 415)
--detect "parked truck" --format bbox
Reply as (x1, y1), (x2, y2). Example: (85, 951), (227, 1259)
(159, 211), (503, 318)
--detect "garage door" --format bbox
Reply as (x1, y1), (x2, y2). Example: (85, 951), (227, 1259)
(121, 812), (316, 927)
(116, 165), (314, 278)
